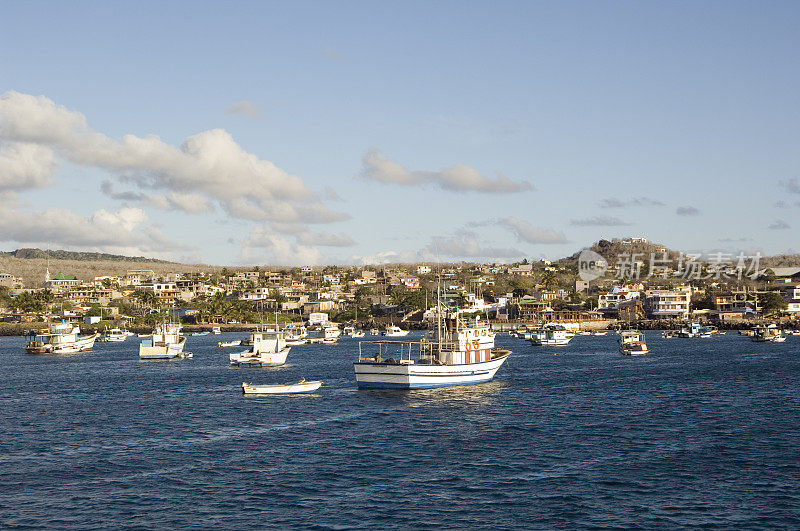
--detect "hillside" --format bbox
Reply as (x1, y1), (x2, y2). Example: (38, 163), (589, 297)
(558, 238), (682, 268)
(1, 248), (173, 263)
(0, 248), (217, 287)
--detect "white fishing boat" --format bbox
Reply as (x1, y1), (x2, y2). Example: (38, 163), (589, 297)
(230, 329), (290, 367)
(242, 379), (322, 394)
(752, 325), (786, 343)
(25, 322), (97, 354)
(355, 312), (509, 389)
(284, 325), (308, 345)
(382, 324), (409, 337)
(323, 323), (341, 339)
(99, 327), (128, 342)
(369, 328), (380, 336)
(618, 330), (649, 356)
(218, 340), (242, 347)
(139, 321), (187, 359)
(212, 326), (222, 335)
(530, 324), (572, 346)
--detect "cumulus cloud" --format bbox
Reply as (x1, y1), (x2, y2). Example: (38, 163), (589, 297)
(0, 199), (189, 258)
(427, 232), (521, 259)
(0, 141), (57, 191)
(0, 91), (347, 226)
(676, 206), (701, 216)
(268, 221), (355, 247)
(599, 197), (664, 208)
(360, 149), (532, 193)
(768, 220), (790, 230)
(226, 100), (260, 118)
(570, 216), (631, 226)
(497, 217), (567, 244)
(779, 178), (800, 194)
(149, 192), (214, 214)
(242, 227), (324, 266)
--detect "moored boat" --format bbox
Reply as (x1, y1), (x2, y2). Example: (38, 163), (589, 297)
(219, 340), (242, 347)
(752, 325), (786, 343)
(382, 324), (409, 337)
(25, 322), (97, 354)
(355, 314), (509, 389)
(99, 327), (128, 342)
(530, 324), (572, 346)
(619, 330), (649, 356)
(139, 321), (187, 359)
(242, 379), (322, 394)
(230, 329), (290, 367)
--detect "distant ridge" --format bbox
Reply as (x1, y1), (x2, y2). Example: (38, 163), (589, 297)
(0, 248), (174, 264)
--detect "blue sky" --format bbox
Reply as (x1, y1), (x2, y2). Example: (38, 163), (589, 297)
(1, 1), (799, 265)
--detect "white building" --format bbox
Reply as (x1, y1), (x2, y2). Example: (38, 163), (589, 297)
(644, 287), (691, 319)
(416, 265), (431, 275)
(308, 312), (329, 325)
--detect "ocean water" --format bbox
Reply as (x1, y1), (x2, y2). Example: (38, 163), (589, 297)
(2, 331), (800, 529)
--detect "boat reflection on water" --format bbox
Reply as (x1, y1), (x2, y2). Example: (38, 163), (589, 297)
(358, 378), (509, 409)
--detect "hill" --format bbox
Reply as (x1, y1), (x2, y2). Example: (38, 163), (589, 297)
(1, 248), (173, 263)
(0, 248), (216, 287)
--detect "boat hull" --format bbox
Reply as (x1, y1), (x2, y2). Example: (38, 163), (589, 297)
(139, 336), (187, 359)
(354, 354), (509, 389)
(230, 347), (290, 367)
(26, 334), (97, 354)
(242, 381), (322, 394)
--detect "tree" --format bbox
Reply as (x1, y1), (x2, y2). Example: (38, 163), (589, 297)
(540, 271), (558, 290)
(759, 292), (788, 315)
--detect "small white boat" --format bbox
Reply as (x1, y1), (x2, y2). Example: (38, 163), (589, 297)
(212, 326), (222, 335)
(752, 325), (786, 343)
(382, 324), (409, 337)
(230, 329), (290, 366)
(139, 321), (187, 359)
(25, 322), (97, 354)
(191, 331), (209, 336)
(242, 379), (322, 394)
(99, 327), (128, 343)
(619, 330), (649, 356)
(219, 340), (242, 347)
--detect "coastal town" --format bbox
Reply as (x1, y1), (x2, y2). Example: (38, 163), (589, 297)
(2, 238), (799, 334)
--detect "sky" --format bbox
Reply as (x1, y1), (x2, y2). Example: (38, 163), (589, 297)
(1, 1), (799, 266)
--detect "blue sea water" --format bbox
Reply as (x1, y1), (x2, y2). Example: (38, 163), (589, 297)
(1, 331), (800, 529)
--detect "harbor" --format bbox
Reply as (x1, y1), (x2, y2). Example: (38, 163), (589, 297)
(2, 330), (799, 528)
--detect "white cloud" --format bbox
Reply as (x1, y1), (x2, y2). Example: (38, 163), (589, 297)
(0, 91), (347, 225)
(360, 149), (532, 193)
(779, 178), (800, 194)
(225, 100), (260, 118)
(570, 216), (631, 226)
(498, 217), (567, 244)
(242, 227), (324, 266)
(427, 232), (521, 259)
(599, 197), (665, 208)
(0, 199), (189, 258)
(0, 142), (57, 191)
(149, 192), (214, 214)
(768, 220), (790, 230)
(676, 206), (701, 216)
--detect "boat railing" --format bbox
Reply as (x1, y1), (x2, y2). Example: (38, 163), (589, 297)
(357, 340), (416, 363)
